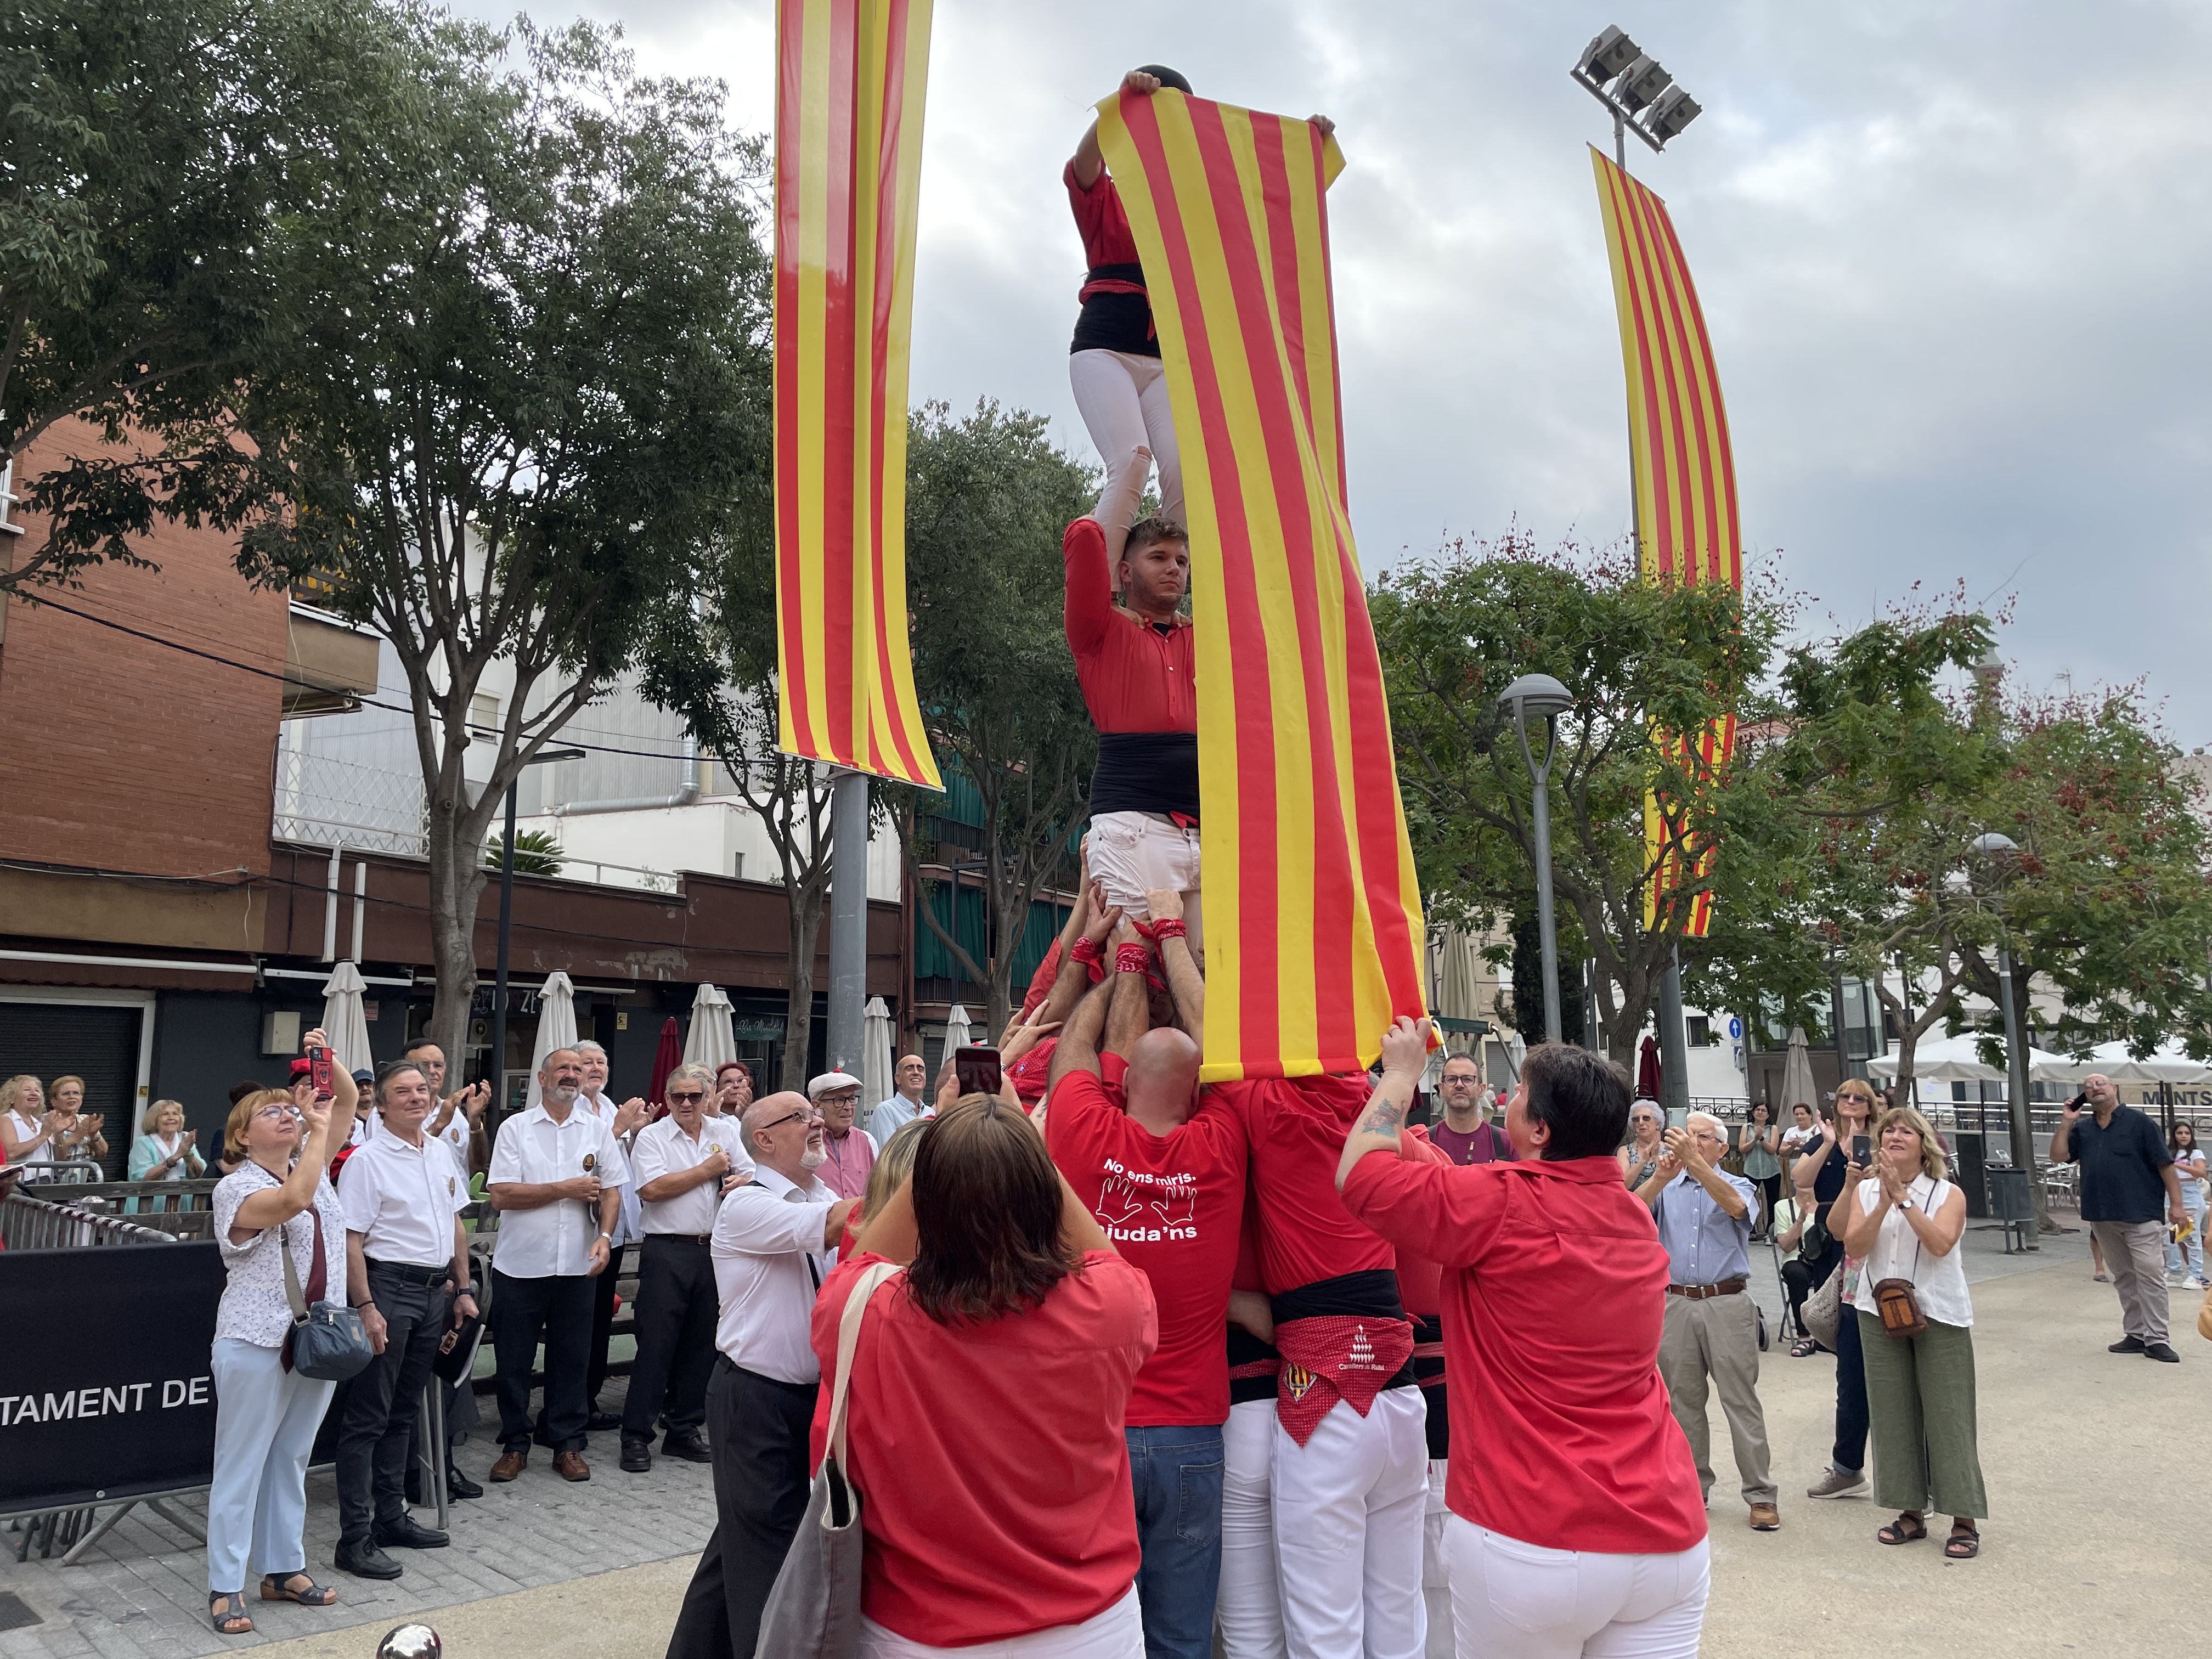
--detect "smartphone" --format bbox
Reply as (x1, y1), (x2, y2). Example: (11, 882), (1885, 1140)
(308, 1045), (334, 1099)
(954, 1045), (1003, 1098)
(1850, 1133), (1872, 1166)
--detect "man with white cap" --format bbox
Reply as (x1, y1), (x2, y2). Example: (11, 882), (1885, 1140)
(809, 1070), (876, 1202)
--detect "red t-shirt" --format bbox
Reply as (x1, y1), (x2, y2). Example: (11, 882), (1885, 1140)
(1046, 1071), (1248, 1426)
(1065, 160), (1141, 268)
(1220, 1074), (1392, 1293)
(1340, 1154), (1706, 1556)
(1064, 517), (1197, 737)
(810, 1249), (1157, 1646)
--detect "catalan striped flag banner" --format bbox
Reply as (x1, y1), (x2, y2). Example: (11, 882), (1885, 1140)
(1591, 148), (1742, 938)
(1098, 90), (1427, 1082)
(772, 0), (941, 789)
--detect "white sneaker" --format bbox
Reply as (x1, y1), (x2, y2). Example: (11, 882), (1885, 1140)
(1807, 1466), (1869, 1500)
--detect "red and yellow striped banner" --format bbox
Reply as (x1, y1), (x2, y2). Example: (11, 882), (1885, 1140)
(1592, 148), (1741, 938)
(772, 0), (941, 788)
(1098, 89), (1427, 1082)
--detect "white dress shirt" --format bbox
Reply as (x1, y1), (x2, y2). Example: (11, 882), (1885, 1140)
(338, 1131), (470, 1267)
(633, 1115), (754, 1236)
(711, 1165), (838, 1384)
(579, 1090), (644, 1244)
(488, 1102), (632, 1279)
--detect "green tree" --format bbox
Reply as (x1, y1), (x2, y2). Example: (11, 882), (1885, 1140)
(890, 400), (1097, 1037)
(235, 19), (772, 1083)
(1373, 532), (1779, 1067)
(1, 0), (408, 591)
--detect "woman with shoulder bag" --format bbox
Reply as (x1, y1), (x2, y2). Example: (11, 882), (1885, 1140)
(204, 1037), (353, 1636)
(1841, 1104), (1987, 1560)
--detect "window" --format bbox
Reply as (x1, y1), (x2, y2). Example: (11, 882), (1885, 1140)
(1686, 1014), (1713, 1048)
(0, 455), (22, 537)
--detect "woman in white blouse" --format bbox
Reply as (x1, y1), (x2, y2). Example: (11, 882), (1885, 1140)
(204, 1042), (351, 1637)
(1841, 1104), (1986, 1561)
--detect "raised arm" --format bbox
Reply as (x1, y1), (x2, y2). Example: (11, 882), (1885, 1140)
(1103, 922), (1154, 1057)
(1148, 889), (1204, 1049)
(1070, 69), (1164, 187)
(230, 1098), (337, 1237)
(1049, 975), (1114, 1088)
(1334, 1017), (1430, 1190)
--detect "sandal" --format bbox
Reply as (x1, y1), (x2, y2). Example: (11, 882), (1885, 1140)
(208, 1592), (254, 1635)
(1877, 1512), (1928, 1546)
(1945, 1522), (1981, 1560)
(260, 1571), (338, 1606)
(1789, 1337), (1822, 1358)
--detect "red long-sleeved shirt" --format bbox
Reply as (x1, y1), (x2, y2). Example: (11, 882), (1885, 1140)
(1064, 517), (1195, 736)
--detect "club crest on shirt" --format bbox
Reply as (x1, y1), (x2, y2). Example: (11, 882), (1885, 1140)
(1282, 1364), (1318, 1401)
(582, 1153), (596, 1173)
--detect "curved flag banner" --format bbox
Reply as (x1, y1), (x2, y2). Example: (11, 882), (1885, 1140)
(773, 0), (942, 788)
(1097, 89), (1427, 1082)
(1592, 148), (1741, 938)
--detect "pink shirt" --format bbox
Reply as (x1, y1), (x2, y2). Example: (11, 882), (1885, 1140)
(817, 1126), (877, 1202)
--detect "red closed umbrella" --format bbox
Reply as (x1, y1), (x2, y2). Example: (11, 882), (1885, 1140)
(1637, 1035), (1662, 1101)
(648, 1017), (682, 1106)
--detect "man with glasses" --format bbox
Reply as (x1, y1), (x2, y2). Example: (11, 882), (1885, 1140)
(402, 1039), (492, 1172)
(1638, 1111), (1780, 1532)
(710, 1061), (753, 1120)
(667, 1092), (858, 1659)
(1430, 1053), (1516, 1167)
(575, 1041), (650, 1429)
(621, 1063), (752, 1472)
(2053, 1073), (2187, 1363)
(809, 1070), (876, 1201)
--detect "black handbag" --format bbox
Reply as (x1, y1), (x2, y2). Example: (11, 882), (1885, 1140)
(280, 1205), (375, 1382)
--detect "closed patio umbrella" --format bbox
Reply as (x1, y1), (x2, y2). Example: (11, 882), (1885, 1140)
(318, 962), (374, 1080)
(683, 983), (736, 1074)
(523, 971), (578, 1110)
(1779, 1025), (1821, 1113)
(863, 997), (895, 1115)
(648, 1017), (682, 1107)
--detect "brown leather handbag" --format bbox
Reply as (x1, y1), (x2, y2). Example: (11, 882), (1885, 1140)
(1872, 1181), (1929, 1339)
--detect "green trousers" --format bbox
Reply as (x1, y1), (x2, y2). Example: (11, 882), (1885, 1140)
(1855, 1310), (1988, 1520)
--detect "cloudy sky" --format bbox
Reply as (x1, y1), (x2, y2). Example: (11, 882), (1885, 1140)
(462, 0), (2212, 737)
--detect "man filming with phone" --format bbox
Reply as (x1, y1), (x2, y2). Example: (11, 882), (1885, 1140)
(2052, 1074), (2187, 1363)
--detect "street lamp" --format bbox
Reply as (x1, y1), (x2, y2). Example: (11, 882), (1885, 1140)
(1968, 831), (2041, 1229)
(486, 744), (586, 1115)
(1571, 24), (1703, 165)
(1500, 673), (1573, 1044)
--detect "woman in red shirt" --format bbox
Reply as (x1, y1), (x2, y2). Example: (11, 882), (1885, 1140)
(811, 1093), (1158, 1656)
(1337, 1023), (1709, 1659)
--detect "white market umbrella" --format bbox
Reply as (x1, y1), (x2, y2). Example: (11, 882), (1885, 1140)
(524, 970), (579, 1110)
(2034, 1037), (2212, 1086)
(943, 1003), (973, 1058)
(862, 997), (894, 1110)
(318, 962), (374, 1079)
(1868, 1032), (2065, 1084)
(683, 983), (736, 1073)
(1778, 1025), (1820, 1110)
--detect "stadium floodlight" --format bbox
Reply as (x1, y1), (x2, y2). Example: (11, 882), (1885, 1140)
(1639, 84), (1702, 144)
(1612, 55), (1674, 114)
(1575, 25), (1641, 86)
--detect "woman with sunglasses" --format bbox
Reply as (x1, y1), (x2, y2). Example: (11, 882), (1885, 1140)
(204, 1032), (353, 1637)
(1618, 1099), (1665, 1190)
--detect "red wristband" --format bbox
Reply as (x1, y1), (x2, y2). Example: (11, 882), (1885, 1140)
(1115, 943), (1152, 975)
(1149, 918), (1187, 941)
(1070, 934), (1108, 984)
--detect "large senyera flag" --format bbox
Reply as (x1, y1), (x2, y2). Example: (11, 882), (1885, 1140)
(1097, 90), (1428, 1082)
(772, 0), (941, 788)
(1592, 148), (1742, 939)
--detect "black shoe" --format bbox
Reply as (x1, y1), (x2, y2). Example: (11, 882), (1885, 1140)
(447, 1466), (484, 1501)
(2109, 1336), (2147, 1354)
(619, 1439), (653, 1474)
(662, 1431), (712, 1464)
(375, 1515), (450, 1550)
(586, 1410), (623, 1432)
(2144, 1341), (2181, 1363)
(335, 1541), (403, 1581)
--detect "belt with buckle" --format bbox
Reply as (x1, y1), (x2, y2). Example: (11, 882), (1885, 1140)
(1667, 1277), (1747, 1300)
(647, 1231), (713, 1246)
(365, 1257), (452, 1286)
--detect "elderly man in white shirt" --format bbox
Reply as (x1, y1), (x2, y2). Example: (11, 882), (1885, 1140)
(619, 1063), (753, 1472)
(332, 1060), (475, 1581)
(403, 1040), (491, 1173)
(485, 1047), (629, 1483)
(665, 1092), (859, 1659)
(870, 1051), (932, 1139)
(575, 1040), (650, 1429)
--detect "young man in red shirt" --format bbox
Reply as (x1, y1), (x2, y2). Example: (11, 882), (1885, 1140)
(1046, 940), (1246, 1659)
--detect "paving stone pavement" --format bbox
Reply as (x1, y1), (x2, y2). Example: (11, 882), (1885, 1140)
(0, 1376), (713, 1657)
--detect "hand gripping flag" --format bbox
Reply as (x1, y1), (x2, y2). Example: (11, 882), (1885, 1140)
(1097, 90), (1428, 1081)
(772, 0), (941, 788)
(1591, 148), (1742, 938)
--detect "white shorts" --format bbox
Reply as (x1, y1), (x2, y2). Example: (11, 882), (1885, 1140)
(862, 1584), (1142, 1657)
(1089, 811), (1203, 951)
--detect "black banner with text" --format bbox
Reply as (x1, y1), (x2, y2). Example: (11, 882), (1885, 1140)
(0, 1242), (224, 1511)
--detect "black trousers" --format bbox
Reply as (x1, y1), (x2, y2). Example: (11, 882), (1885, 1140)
(665, 1358), (816, 1659)
(622, 1235), (718, 1443)
(490, 1267), (593, 1454)
(586, 1248), (620, 1404)
(336, 1263), (449, 1547)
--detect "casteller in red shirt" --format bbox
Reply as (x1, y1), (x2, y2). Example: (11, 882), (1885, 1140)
(810, 1248), (1158, 1647)
(1340, 1153), (1707, 1556)
(1047, 1070), (1249, 1426)
(1218, 1073), (1395, 1294)
(1065, 517), (1198, 821)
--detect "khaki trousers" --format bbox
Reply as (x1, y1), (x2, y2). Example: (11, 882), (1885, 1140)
(1855, 1311), (1988, 1520)
(1658, 1289), (1775, 1508)
(2091, 1220), (2170, 1345)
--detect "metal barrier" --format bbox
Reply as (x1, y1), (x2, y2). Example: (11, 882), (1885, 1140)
(35, 1178), (222, 1239)
(0, 1193), (178, 1250)
(7, 1159), (108, 1187)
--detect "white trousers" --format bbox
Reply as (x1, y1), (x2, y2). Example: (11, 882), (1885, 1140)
(1421, 1460), (1453, 1659)
(1443, 1517), (1709, 1659)
(861, 1584), (1142, 1657)
(1272, 1387), (1429, 1659)
(206, 1338), (335, 1592)
(1069, 348), (1185, 575)
(1218, 1398), (1286, 1659)
(1088, 811), (1204, 957)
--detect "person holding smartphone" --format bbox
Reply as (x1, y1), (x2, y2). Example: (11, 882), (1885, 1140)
(2052, 1075), (2188, 1362)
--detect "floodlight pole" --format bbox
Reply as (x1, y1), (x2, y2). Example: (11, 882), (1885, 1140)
(1511, 701), (1565, 1045)
(827, 768), (870, 1074)
(1614, 106), (1627, 169)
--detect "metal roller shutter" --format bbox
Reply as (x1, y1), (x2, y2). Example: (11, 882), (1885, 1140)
(0, 1001), (142, 1178)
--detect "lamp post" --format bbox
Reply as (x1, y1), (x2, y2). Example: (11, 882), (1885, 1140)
(1970, 831), (2042, 1231)
(1500, 673), (1575, 1044)
(485, 746), (586, 1115)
